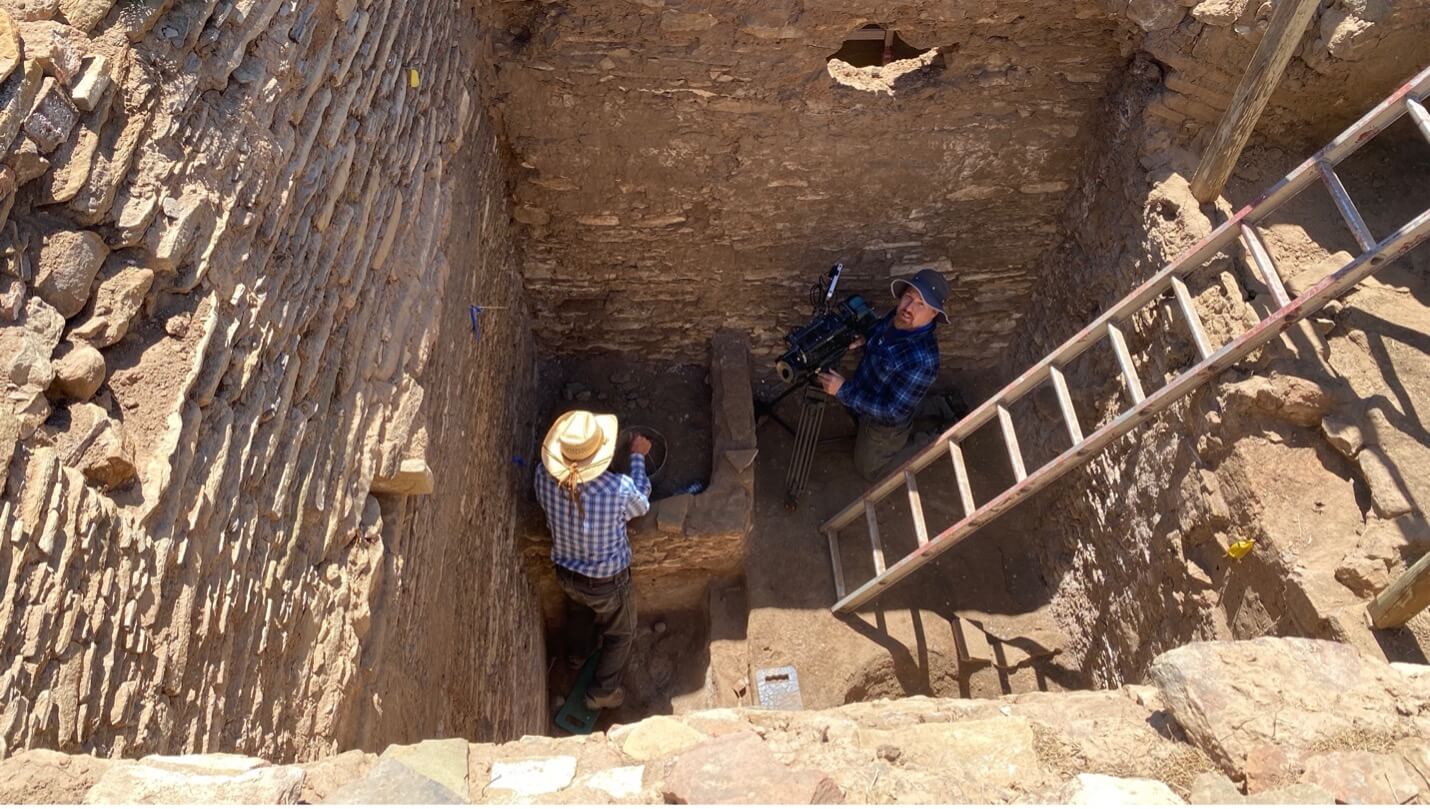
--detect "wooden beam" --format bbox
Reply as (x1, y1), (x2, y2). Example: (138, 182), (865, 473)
(1189, 0), (1321, 203)
(1369, 550), (1430, 629)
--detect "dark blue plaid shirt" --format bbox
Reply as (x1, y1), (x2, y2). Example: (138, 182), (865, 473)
(837, 313), (939, 426)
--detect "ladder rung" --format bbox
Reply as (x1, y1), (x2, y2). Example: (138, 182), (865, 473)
(1316, 160), (1376, 252)
(996, 404), (1027, 482)
(1048, 366), (1083, 445)
(1409, 97), (1430, 144)
(865, 502), (886, 576)
(904, 471), (929, 547)
(1106, 323), (1146, 405)
(824, 529), (846, 599)
(1170, 275), (1213, 361)
(1239, 223), (1291, 309)
(946, 440), (976, 517)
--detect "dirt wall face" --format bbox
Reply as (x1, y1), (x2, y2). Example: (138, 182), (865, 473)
(1003, 32), (1430, 686)
(0, 1), (543, 760)
(483, 0), (1138, 370)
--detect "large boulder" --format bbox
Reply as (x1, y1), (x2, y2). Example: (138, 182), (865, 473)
(1148, 639), (1430, 784)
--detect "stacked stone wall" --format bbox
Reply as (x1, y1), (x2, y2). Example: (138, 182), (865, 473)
(0, 0), (543, 760)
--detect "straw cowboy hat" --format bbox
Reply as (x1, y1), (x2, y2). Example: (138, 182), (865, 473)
(542, 410), (619, 484)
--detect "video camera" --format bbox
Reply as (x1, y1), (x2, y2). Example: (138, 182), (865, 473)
(775, 263), (879, 384)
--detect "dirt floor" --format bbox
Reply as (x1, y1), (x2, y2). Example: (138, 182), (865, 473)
(740, 370), (1089, 710)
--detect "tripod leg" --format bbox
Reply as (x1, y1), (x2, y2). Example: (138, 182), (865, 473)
(783, 387), (829, 510)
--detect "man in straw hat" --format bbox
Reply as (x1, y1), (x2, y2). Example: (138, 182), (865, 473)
(817, 267), (948, 481)
(534, 410), (652, 710)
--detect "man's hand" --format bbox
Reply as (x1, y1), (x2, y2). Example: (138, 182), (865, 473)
(817, 371), (845, 396)
(630, 434), (653, 456)
(849, 335), (866, 351)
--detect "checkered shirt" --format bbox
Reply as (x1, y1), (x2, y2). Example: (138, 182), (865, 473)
(534, 454), (651, 578)
(836, 313), (940, 426)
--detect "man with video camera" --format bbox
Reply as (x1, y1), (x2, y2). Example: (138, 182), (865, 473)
(816, 268), (948, 481)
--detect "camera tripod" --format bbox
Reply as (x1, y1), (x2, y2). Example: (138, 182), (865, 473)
(755, 380), (838, 510)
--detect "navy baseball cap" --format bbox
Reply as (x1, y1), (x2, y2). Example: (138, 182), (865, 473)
(890, 268), (950, 324)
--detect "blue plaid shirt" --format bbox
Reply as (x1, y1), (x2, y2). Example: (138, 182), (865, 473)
(534, 455), (651, 578)
(837, 313), (939, 426)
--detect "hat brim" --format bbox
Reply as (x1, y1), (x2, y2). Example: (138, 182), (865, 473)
(890, 279), (950, 324)
(542, 412), (619, 484)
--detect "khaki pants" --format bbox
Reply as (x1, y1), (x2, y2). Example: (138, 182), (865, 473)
(853, 417), (912, 481)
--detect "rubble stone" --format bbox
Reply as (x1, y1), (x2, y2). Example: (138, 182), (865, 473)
(48, 340), (104, 399)
(33, 226), (106, 317)
(661, 732), (843, 804)
(1058, 773), (1184, 804)
(84, 755), (304, 804)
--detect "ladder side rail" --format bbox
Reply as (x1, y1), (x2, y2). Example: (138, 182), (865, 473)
(819, 66), (1430, 537)
(834, 208), (1430, 612)
(1242, 67), (1430, 215)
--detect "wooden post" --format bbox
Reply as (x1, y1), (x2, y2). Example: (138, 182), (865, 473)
(1189, 0), (1321, 203)
(1368, 551), (1430, 629)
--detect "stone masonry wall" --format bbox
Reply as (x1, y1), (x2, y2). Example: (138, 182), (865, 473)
(0, 0), (543, 761)
(4, 639), (1430, 804)
(1001, 21), (1430, 686)
(480, 0), (1141, 370)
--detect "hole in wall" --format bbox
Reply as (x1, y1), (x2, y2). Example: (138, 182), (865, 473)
(827, 24), (930, 68)
(826, 24), (942, 95)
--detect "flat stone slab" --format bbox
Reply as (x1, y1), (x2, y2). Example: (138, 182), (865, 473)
(486, 755), (578, 798)
(1059, 773), (1184, 804)
(322, 757), (465, 804)
(580, 764), (645, 799)
(380, 737), (469, 797)
(661, 731), (842, 804)
(85, 757), (304, 804)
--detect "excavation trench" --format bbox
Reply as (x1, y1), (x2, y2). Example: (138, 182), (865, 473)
(2, 0), (1429, 764)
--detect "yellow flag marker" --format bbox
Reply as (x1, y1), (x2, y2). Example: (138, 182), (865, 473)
(408, 68), (420, 88)
(1226, 538), (1256, 560)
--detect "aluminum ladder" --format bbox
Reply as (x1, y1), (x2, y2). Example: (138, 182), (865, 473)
(821, 65), (1430, 614)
